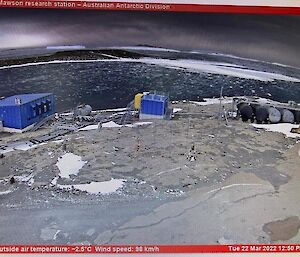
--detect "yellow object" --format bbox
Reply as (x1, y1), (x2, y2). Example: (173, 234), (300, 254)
(134, 93), (144, 110)
(291, 127), (300, 134)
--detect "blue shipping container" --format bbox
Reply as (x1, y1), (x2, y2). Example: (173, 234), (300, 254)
(140, 94), (168, 116)
(0, 93), (55, 130)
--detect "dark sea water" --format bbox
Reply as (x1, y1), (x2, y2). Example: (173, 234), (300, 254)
(0, 54), (300, 112)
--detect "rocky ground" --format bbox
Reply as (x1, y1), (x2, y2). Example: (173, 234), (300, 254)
(0, 101), (299, 244)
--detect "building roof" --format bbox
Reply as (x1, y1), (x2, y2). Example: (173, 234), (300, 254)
(0, 93), (52, 107)
(143, 94), (168, 102)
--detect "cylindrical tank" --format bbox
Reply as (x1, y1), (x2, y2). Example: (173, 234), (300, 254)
(294, 111), (300, 124)
(75, 105), (92, 116)
(268, 107), (281, 123)
(255, 106), (268, 123)
(238, 103), (253, 122)
(281, 109), (295, 123)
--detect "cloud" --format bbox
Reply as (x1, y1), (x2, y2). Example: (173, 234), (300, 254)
(0, 9), (299, 67)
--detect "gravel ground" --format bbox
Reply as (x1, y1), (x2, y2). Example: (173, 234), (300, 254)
(0, 101), (299, 244)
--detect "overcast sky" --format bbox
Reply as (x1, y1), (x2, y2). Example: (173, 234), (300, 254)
(0, 9), (299, 67)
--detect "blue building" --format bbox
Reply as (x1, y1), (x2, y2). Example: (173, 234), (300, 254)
(0, 93), (55, 133)
(139, 93), (169, 120)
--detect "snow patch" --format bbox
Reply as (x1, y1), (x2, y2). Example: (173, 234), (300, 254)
(59, 112), (73, 116)
(101, 121), (152, 129)
(50, 177), (58, 186)
(100, 53), (118, 59)
(56, 153), (87, 179)
(0, 190), (12, 195)
(173, 108), (183, 113)
(13, 142), (37, 151)
(79, 125), (99, 131)
(0, 142), (36, 154)
(0, 147), (14, 154)
(191, 97), (233, 106)
(101, 121), (123, 128)
(15, 174), (34, 186)
(0, 142), (47, 154)
(125, 122), (152, 128)
(252, 123), (300, 138)
(94, 107), (127, 113)
(57, 178), (125, 195)
(52, 139), (64, 144)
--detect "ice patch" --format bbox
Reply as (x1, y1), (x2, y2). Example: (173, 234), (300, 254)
(56, 153), (87, 179)
(57, 178), (125, 195)
(252, 123), (300, 138)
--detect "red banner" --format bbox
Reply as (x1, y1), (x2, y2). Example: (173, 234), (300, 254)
(1, 245), (300, 254)
(0, 0), (300, 14)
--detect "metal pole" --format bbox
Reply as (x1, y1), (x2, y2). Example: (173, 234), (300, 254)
(218, 85), (224, 123)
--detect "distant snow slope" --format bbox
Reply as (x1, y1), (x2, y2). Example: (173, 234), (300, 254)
(137, 58), (300, 83)
(110, 46), (180, 52)
(46, 45), (85, 50)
